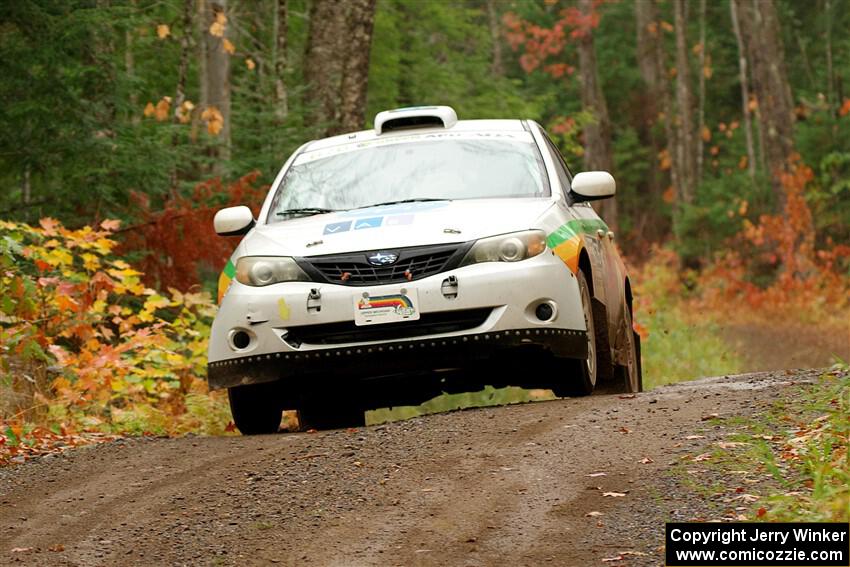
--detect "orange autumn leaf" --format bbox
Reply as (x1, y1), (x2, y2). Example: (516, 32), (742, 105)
(662, 186), (676, 204)
(701, 126), (711, 142)
(839, 98), (850, 117)
(143, 102), (156, 118)
(201, 105), (224, 136)
(245, 58), (256, 70)
(209, 11), (227, 37)
(156, 24), (170, 39)
(738, 156), (749, 170)
(222, 38), (235, 55)
(658, 149), (671, 171)
(154, 97), (171, 122)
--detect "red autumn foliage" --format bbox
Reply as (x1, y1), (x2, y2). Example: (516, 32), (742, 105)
(503, 1), (603, 75)
(120, 172), (267, 290)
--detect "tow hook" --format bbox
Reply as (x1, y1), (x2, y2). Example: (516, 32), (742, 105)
(441, 276), (459, 299)
(307, 288), (322, 313)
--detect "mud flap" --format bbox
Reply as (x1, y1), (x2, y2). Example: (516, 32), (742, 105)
(634, 330), (643, 392)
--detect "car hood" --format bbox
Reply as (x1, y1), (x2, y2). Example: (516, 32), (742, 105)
(245, 199), (555, 256)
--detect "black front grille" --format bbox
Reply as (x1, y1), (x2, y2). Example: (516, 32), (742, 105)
(299, 243), (468, 286)
(284, 308), (492, 346)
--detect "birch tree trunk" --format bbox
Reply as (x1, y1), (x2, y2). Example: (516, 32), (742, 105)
(337, 0), (377, 134)
(729, 0), (757, 182)
(576, 0), (616, 232)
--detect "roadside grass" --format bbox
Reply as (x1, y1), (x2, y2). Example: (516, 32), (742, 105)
(675, 364), (849, 522)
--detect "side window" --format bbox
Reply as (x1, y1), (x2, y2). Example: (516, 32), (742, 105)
(541, 134), (573, 199)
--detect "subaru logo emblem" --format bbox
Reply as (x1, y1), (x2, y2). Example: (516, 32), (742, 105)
(366, 251), (399, 266)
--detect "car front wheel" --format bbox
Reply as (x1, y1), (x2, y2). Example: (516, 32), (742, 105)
(551, 270), (597, 397)
(227, 383), (283, 435)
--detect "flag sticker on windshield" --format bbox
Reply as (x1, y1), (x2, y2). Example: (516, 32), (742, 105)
(354, 217), (383, 230)
(323, 221), (352, 235)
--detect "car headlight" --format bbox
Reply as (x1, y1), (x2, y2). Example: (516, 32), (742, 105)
(235, 256), (310, 286)
(459, 230), (547, 266)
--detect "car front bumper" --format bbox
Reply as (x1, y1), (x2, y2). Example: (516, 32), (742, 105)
(207, 251), (587, 390)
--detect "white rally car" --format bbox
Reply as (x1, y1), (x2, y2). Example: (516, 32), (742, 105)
(208, 106), (641, 434)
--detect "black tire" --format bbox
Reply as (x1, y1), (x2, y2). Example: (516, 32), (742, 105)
(297, 399), (366, 431)
(551, 270), (597, 397)
(614, 304), (642, 393)
(227, 383), (283, 435)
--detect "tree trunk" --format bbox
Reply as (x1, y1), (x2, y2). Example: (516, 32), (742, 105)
(576, 0), (616, 232)
(696, 0), (706, 182)
(202, 0), (231, 165)
(729, 0), (757, 182)
(337, 0), (377, 134)
(487, 0), (504, 76)
(735, 0), (796, 208)
(635, 0), (671, 241)
(305, 0), (347, 135)
(673, 0), (697, 206)
(274, 0), (288, 123)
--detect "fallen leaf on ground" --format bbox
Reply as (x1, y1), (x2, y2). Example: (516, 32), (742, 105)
(757, 507), (767, 517)
(715, 441), (748, 449)
(685, 435), (706, 440)
(603, 491), (628, 497)
(602, 555), (624, 562)
(11, 547), (33, 553)
(618, 394), (636, 399)
(49, 544), (64, 552)
(586, 511), (603, 517)
(640, 457), (654, 464)
(692, 453), (712, 462)
(587, 472), (607, 477)
(619, 427), (632, 434)
(701, 413), (720, 421)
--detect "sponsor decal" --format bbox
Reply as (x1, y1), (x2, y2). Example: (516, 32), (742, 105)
(354, 217), (383, 230)
(323, 220), (352, 235)
(357, 294), (416, 317)
(546, 218), (608, 273)
(217, 259), (237, 304)
(384, 214), (415, 226)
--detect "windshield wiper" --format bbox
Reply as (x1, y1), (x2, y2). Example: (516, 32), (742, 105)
(276, 207), (336, 217)
(354, 198), (451, 209)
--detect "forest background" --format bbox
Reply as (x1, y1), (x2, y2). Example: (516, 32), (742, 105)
(0, 0), (848, 454)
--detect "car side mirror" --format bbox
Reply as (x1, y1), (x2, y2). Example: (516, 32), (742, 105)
(214, 205), (255, 236)
(570, 171), (616, 201)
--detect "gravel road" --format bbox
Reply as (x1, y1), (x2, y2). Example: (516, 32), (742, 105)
(0, 369), (823, 566)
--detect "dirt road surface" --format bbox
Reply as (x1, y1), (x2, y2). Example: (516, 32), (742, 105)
(0, 369), (823, 566)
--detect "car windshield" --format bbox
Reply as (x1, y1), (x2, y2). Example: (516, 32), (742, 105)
(267, 133), (549, 222)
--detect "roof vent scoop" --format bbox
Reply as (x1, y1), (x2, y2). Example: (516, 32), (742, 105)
(374, 106), (458, 135)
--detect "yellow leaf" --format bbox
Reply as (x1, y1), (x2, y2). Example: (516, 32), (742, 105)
(222, 38), (235, 55)
(657, 149), (671, 171)
(82, 253), (100, 271)
(156, 24), (170, 39)
(661, 21), (673, 33)
(748, 97), (758, 111)
(216, 11), (227, 25)
(703, 65), (713, 79)
(245, 58), (256, 70)
(701, 126), (711, 142)
(143, 102), (156, 118)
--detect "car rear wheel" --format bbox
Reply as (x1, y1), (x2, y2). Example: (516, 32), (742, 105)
(615, 305), (642, 393)
(297, 398), (366, 431)
(228, 383), (283, 435)
(551, 270), (597, 397)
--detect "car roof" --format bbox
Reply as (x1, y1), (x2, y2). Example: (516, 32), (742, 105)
(301, 119), (528, 154)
